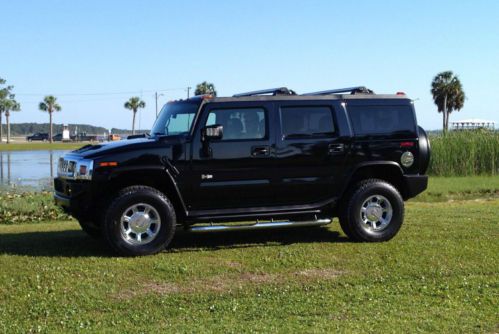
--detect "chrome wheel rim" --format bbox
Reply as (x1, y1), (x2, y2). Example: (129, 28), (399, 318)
(360, 195), (393, 232)
(120, 203), (161, 246)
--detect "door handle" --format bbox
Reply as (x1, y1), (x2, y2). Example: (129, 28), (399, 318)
(251, 146), (270, 157)
(328, 143), (345, 154)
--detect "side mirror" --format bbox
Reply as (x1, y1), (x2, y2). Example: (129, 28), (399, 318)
(202, 124), (223, 141)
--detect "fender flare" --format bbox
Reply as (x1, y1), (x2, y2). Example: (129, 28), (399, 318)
(107, 166), (189, 217)
(339, 161), (404, 198)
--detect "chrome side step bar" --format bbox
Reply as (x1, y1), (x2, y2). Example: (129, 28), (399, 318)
(186, 218), (332, 233)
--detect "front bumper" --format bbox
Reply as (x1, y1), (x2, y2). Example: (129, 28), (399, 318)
(403, 175), (428, 199)
(53, 177), (94, 219)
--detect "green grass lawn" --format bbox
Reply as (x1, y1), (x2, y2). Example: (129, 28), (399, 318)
(0, 177), (498, 332)
(413, 175), (499, 202)
(0, 142), (88, 151)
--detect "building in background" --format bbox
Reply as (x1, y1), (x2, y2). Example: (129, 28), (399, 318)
(451, 119), (495, 131)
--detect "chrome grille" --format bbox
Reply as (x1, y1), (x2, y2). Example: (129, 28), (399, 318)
(58, 158), (76, 178)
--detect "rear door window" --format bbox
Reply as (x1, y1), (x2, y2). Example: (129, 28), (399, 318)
(348, 105), (416, 136)
(280, 106), (335, 139)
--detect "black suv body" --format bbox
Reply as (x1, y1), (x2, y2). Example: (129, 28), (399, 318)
(26, 133), (49, 141)
(54, 87), (430, 256)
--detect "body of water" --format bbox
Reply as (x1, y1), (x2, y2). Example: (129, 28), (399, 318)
(0, 150), (70, 190)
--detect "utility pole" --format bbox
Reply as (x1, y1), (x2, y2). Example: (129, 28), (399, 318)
(187, 86), (192, 99)
(154, 92), (164, 118)
(155, 92), (158, 118)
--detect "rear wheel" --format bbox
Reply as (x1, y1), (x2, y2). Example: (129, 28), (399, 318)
(103, 186), (176, 256)
(339, 179), (404, 242)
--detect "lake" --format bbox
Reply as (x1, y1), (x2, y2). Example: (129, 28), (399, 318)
(0, 150), (70, 191)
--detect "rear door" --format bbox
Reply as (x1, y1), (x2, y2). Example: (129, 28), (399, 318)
(272, 100), (348, 205)
(188, 101), (277, 210)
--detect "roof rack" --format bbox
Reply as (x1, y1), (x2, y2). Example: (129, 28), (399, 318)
(302, 86), (374, 96)
(233, 87), (297, 97)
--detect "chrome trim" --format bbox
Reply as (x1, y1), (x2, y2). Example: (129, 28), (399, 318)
(57, 156), (94, 180)
(187, 218), (332, 233)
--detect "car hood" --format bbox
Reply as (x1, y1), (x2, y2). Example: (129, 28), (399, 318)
(72, 136), (180, 159)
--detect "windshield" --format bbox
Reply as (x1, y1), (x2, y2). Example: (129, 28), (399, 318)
(151, 101), (200, 136)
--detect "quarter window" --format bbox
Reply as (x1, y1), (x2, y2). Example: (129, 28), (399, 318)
(348, 105), (416, 136)
(280, 106), (335, 138)
(206, 108), (266, 140)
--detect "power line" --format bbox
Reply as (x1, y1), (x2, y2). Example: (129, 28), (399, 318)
(15, 87), (186, 97)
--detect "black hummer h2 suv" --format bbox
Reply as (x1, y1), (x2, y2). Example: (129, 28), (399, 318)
(54, 86), (430, 256)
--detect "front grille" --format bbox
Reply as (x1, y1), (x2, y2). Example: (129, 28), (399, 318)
(58, 158), (76, 178)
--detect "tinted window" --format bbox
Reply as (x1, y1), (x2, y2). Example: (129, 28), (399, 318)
(206, 108), (266, 140)
(280, 106), (335, 138)
(348, 105), (416, 136)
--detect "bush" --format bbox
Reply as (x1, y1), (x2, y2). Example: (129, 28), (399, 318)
(0, 192), (70, 224)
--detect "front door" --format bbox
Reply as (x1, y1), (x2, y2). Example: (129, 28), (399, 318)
(188, 102), (276, 210)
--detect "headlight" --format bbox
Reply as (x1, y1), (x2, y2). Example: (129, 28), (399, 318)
(58, 157), (93, 180)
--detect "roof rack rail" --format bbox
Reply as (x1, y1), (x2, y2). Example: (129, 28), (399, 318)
(233, 87), (297, 97)
(302, 86), (374, 96)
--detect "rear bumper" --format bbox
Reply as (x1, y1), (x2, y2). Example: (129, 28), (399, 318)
(403, 175), (428, 199)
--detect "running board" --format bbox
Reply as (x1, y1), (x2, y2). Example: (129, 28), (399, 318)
(186, 218), (332, 233)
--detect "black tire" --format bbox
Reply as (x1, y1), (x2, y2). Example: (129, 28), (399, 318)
(78, 220), (102, 238)
(103, 186), (176, 256)
(339, 179), (404, 242)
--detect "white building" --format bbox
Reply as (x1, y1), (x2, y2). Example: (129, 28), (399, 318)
(451, 118), (495, 130)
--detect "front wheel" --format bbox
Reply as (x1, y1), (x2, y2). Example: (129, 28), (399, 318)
(339, 179), (404, 242)
(78, 220), (101, 238)
(103, 186), (176, 256)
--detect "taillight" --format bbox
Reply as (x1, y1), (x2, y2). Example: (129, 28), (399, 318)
(400, 141), (415, 148)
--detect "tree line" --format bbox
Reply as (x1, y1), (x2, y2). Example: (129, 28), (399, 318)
(9, 123), (147, 136)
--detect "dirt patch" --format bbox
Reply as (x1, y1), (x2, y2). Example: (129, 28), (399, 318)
(296, 268), (343, 279)
(117, 268), (345, 299)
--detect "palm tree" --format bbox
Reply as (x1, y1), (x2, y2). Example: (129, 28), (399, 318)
(124, 97), (146, 135)
(194, 81), (217, 96)
(39, 95), (62, 143)
(431, 71), (465, 132)
(3, 98), (20, 144)
(0, 77), (13, 143)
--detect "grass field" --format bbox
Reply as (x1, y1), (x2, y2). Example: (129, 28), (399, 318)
(0, 142), (88, 151)
(0, 178), (498, 332)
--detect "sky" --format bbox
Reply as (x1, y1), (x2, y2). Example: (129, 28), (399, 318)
(1, 0), (498, 131)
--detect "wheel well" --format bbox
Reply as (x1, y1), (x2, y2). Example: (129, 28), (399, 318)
(104, 170), (186, 220)
(345, 165), (404, 198)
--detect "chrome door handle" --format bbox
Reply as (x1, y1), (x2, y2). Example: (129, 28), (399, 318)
(251, 146), (270, 156)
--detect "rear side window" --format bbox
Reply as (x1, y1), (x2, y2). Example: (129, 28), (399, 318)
(348, 105), (416, 136)
(280, 106), (335, 138)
